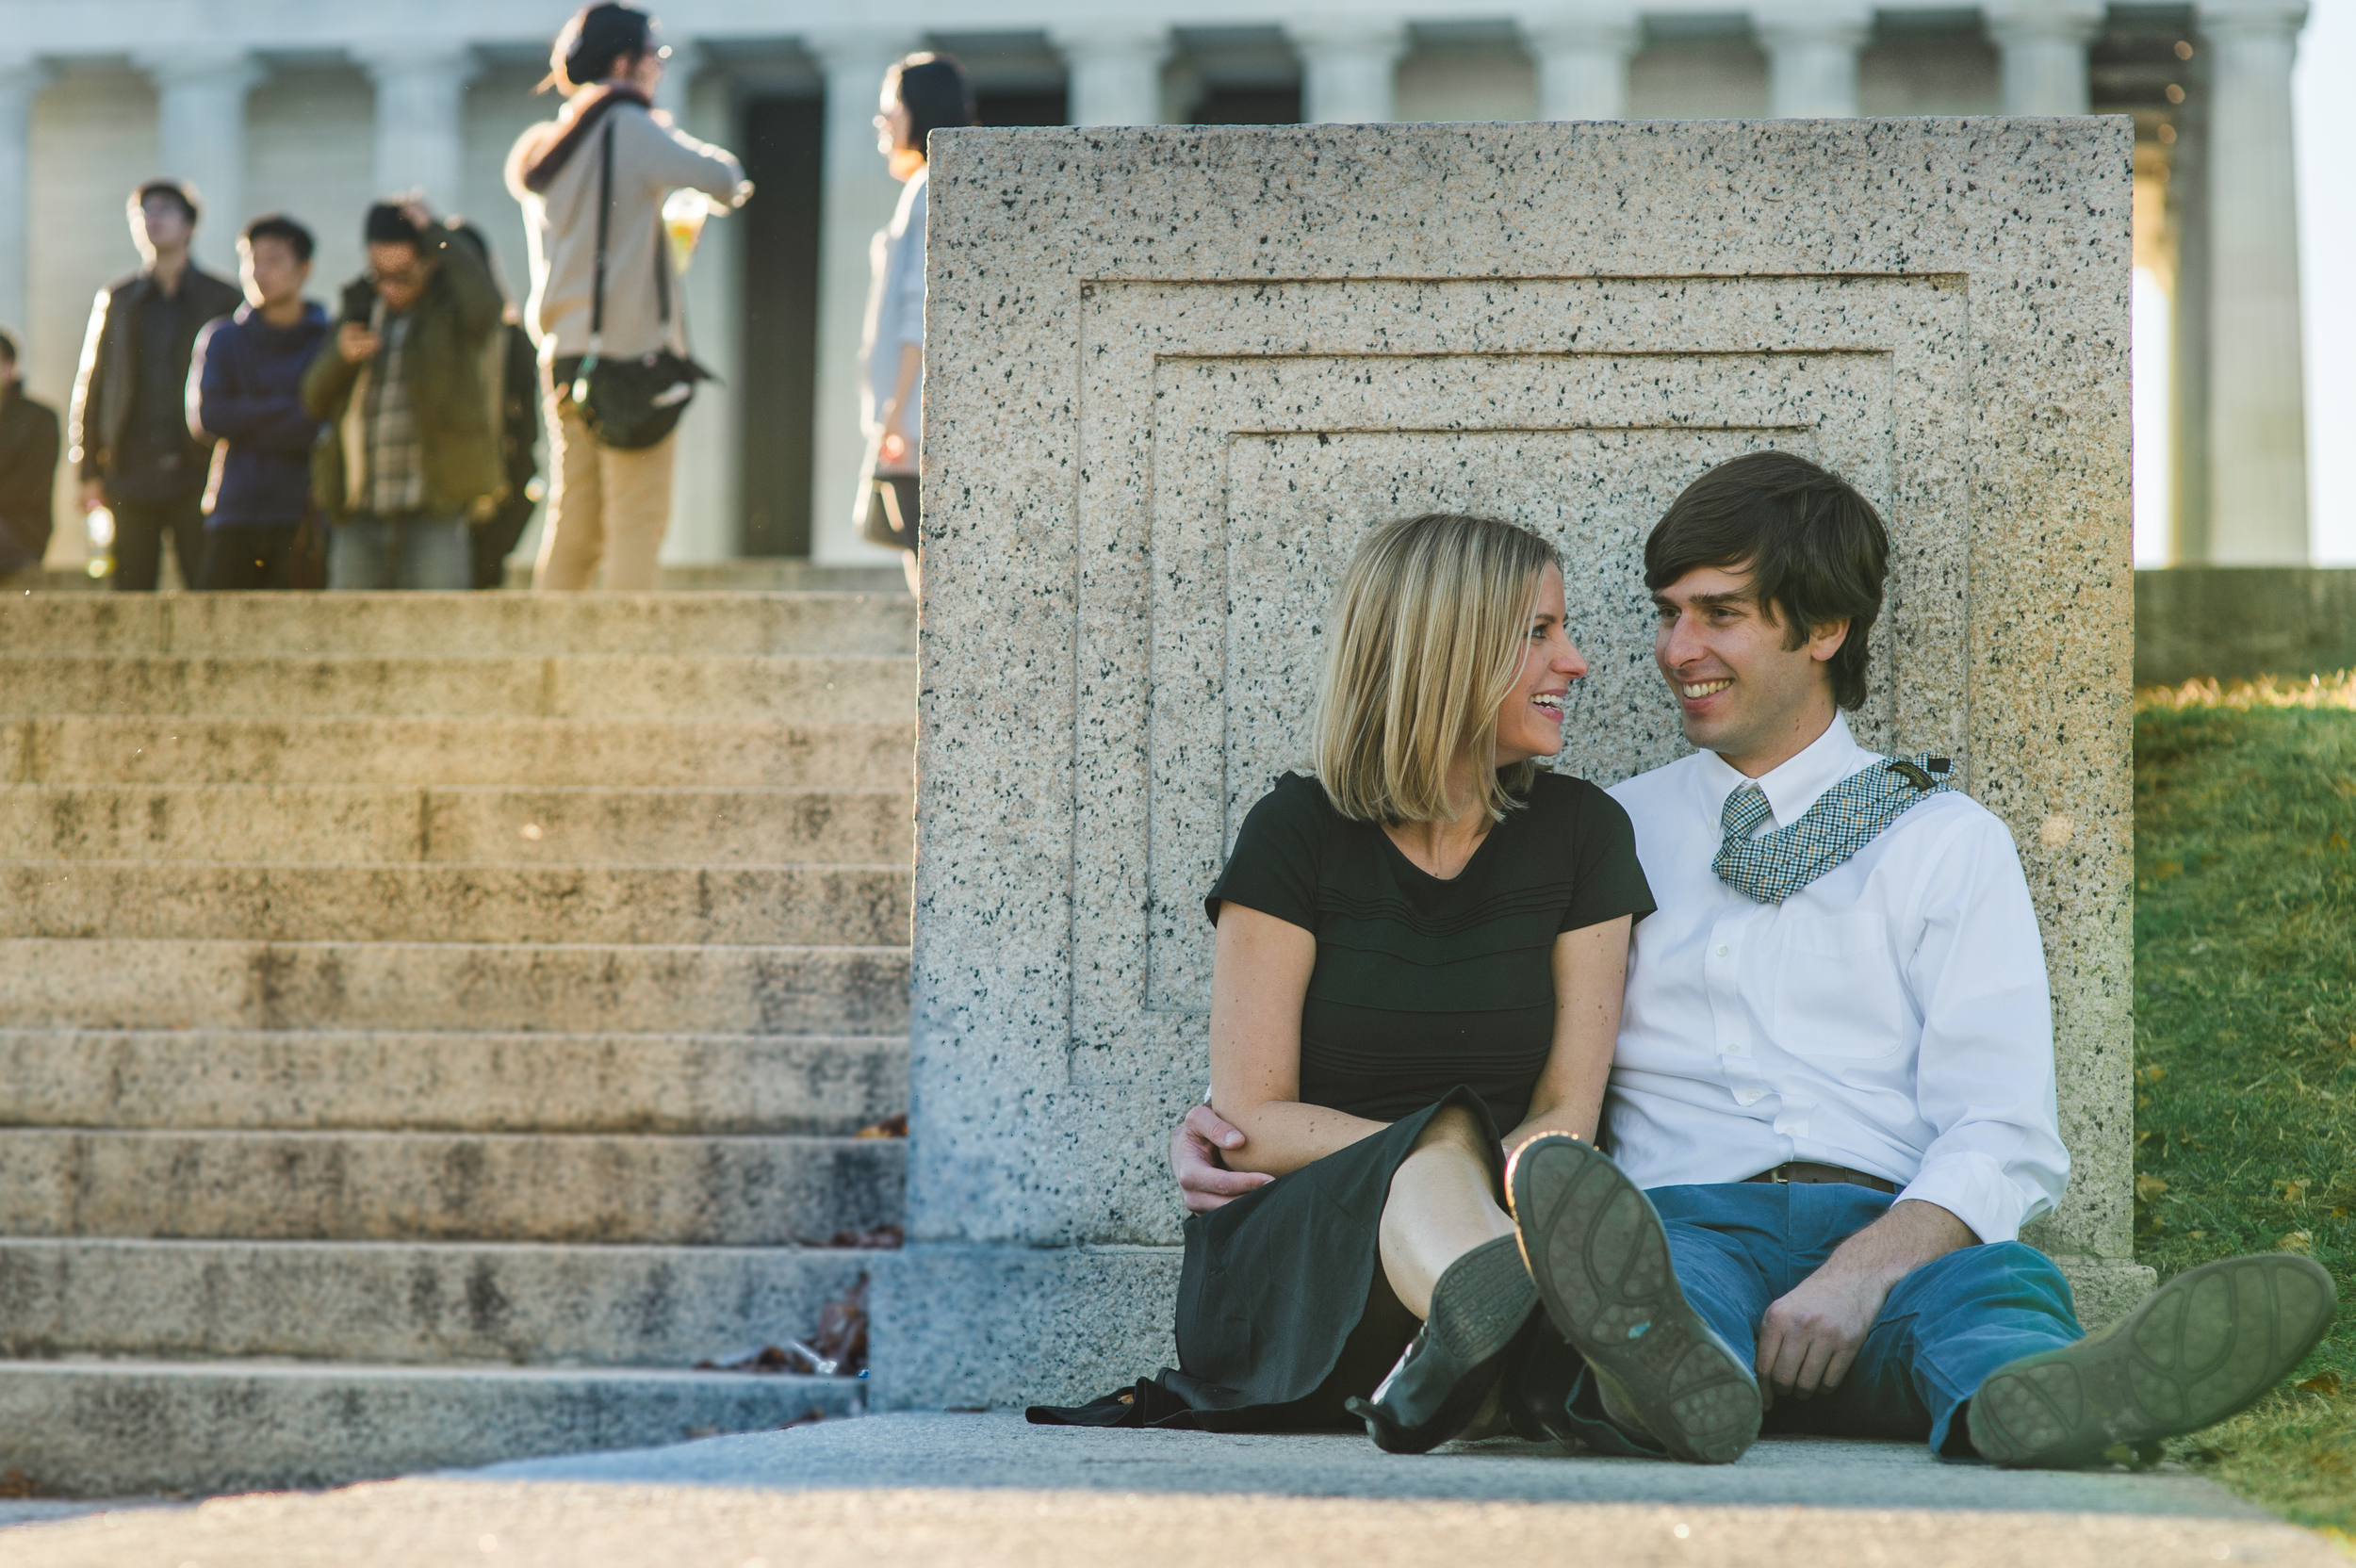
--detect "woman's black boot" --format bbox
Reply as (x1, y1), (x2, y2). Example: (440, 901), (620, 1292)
(1345, 1234), (1538, 1454)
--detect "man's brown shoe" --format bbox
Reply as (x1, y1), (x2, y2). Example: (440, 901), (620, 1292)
(1969, 1253), (2337, 1468)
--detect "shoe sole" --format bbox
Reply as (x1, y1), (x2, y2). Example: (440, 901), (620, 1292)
(1345, 1235), (1536, 1454)
(1969, 1252), (2338, 1468)
(1508, 1135), (1760, 1464)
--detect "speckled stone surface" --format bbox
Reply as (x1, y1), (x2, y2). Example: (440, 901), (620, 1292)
(886, 120), (2137, 1409)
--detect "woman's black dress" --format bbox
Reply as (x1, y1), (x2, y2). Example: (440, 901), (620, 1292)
(1031, 770), (1655, 1430)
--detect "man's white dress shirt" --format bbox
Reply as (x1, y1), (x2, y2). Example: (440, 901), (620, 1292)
(1603, 713), (2069, 1246)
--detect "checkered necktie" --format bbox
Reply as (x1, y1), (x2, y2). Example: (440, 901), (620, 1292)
(1714, 755), (1961, 904)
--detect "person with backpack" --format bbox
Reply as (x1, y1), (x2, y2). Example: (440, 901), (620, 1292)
(506, 3), (746, 591)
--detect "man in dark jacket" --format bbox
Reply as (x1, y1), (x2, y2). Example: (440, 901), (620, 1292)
(302, 199), (504, 590)
(0, 329), (61, 588)
(449, 221), (545, 590)
(188, 215), (330, 590)
(69, 179), (243, 590)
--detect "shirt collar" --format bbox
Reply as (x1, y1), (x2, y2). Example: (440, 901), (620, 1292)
(1696, 711), (1873, 831)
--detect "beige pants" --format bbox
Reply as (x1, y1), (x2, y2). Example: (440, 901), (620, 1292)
(535, 397), (677, 591)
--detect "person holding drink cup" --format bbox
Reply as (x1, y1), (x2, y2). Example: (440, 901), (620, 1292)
(507, 2), (747, 591)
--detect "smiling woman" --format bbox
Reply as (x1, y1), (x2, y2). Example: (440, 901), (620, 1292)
(1030, 512), (1656, 1447)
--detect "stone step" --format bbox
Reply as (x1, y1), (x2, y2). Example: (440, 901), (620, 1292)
(4, 715), (916, 787)
(0, 1028), (906, 1135)
(0, 1358), (864, 1495)
(0, 590), (916, 659)
(0, 939), (909, 1035)
(0, 653), (913, 721)
(0, 1129), (902, 1245)
(0, 784), (911, 865)
(0, 863), (911, 945)
(0, 1238), (881, 1366)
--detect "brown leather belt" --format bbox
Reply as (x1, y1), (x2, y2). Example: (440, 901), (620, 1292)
(1743, 1161), (1898, 1194)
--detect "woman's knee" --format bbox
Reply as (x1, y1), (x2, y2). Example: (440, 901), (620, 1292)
(1409, 1103), (1488, 1160)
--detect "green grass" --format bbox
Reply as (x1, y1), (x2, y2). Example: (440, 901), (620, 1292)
(2133, 674), (2356, 1535)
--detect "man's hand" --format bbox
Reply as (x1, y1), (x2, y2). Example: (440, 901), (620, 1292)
(77, 479), (105, 514)
(337, 323), (381, 364)
(1753, 1197), (1977, 1405)
(1754, 1262), (1890, 1404)
(1170, 1102), (1272, 1215)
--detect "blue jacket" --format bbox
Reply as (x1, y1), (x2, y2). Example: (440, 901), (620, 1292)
(189, 301), (330, 529)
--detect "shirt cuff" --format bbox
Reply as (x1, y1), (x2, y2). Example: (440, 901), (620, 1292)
(1896, 1150), (2039, 1246)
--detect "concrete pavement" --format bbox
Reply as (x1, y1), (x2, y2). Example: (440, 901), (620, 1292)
(4, 1411), (2339, 1567)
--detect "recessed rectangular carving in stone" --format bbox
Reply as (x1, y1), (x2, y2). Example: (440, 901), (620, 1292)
(885, 122), (2136, 1410)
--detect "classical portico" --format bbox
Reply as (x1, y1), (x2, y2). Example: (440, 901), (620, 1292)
(0, 0), (2311, 568)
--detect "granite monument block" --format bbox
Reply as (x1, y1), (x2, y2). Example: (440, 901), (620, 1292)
(874, 119), (2141, 1410)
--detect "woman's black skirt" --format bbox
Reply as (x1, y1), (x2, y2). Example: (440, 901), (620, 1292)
(1029, 1086), (1505, 1431)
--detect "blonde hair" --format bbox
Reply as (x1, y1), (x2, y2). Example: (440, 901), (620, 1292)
(1311, 513), (1560, 825)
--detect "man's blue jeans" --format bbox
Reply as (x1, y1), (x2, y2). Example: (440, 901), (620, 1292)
(1561, 1183), (2085, 1459)
(329, 512), (470, 590)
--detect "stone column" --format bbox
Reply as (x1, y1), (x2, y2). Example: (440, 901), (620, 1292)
(2200, 0), (2310, 562)
(1757, 6), (1870, 119)
(807, 30), (920, 564)
(1988, 0), (2104, 116)
(0, 56), (44, 338)
(1289, 20), (1409, 124)
(1521, 11), (1641, 121)
(139, 48), (260, 274)
(361, 44), (478, 207)
(658, 45), (744, 566)
(1053, 24), (1169, 128)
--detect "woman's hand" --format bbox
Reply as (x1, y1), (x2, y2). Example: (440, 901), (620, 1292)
(1170, 1103), (1273, 1215)
(877, 400), (910, 469)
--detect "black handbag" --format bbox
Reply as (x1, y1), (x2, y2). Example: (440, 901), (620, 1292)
(562, 117), (711, 451)
(861, 470), (921, 552)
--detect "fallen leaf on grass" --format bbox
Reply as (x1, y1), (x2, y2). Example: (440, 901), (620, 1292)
(2274, 1231), (2315, 1254)
(2135, 1174), (2170, 1202)
(2275, 1179), (2308, 1204)
(2139, 1065), (2168, 1084)
(2296, 1372), (2342, 1396)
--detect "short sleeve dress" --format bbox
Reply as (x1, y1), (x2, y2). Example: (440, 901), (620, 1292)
(1032, 769), (1655, 1430)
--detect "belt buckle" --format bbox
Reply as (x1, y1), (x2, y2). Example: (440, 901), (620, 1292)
(1767, 1164), (1791, 1184)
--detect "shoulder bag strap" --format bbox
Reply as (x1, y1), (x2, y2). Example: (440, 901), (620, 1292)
(589, 117), (614, 353)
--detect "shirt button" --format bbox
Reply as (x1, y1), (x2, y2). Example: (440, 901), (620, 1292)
(1714, 944), (1730, 957)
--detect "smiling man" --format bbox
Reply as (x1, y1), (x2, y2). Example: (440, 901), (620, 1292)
(1175, 449), (2334, 1467)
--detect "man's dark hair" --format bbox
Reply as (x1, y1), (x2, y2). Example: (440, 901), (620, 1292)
(885, 54), (973, 155)
(551, 3), (656, 90)
(131, 179), (200, 223)
(1644, 450), (1890, 712)
(364, 202), (427, 251)
(241, 214), (315, 264)
(0, 328), (16, 363)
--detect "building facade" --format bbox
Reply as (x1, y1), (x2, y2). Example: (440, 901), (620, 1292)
(0, 0), (2311, 571)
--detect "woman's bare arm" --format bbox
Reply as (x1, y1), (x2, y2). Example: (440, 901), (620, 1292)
(1501, 914), (1631, 1150)
(1208, 903), (1391, 1177)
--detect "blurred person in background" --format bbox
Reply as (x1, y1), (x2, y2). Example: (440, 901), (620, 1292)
(187, 215), (330, 591)
(449, 221), (545, 591)
(302, 198), (503, 591)
(508, 2), (745, 592)
(856, 53), (970, 597)
(0, 330), (60, 589)
(69, 179), (242, 590)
